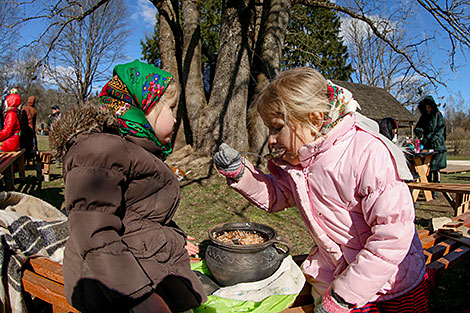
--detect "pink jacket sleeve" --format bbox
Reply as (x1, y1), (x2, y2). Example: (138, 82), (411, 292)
(229, 160), (296, 213)
(333, 141), (416, 306)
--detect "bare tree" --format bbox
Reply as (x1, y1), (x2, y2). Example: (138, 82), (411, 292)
(342, 13), (432, 107)
(197, 0), (252, 152)
(297, 0), (470, 87)
(0, 1), (19, 62)
(0, 1), (21, 89)
(10, 0), (470, 155)
(248, 0), (291, 154)
(42, 0), (129, 107)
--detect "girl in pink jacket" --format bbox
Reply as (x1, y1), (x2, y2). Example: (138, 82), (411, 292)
(213, 68), (432, 313)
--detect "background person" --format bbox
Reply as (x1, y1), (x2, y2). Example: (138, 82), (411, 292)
(47, 105), (61, 132)
(20, 95), (38, 161)
(378, 117), (398, 143)
(414, 95), (447, 197)
(0, 92), (21, 152)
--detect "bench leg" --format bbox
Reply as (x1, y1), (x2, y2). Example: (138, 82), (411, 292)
(40, 154), (51, 182)
(43, 161), (50, 182)
(454, 193), (470, 216)
(53, 304), (72, 313)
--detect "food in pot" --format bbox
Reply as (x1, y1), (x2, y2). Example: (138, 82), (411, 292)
(214, 230), (265, 245)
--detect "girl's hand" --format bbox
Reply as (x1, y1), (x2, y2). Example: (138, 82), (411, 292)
(185, 235), (199, 256)
(314, 288), (353, 313)
(213, 143), (245, 180)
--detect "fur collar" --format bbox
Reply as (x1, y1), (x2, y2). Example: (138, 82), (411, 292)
(49, 105), (119, 159)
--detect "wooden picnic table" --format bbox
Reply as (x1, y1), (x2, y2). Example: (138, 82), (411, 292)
(406, 149), (446, 201)
(408, 182), (470, 216)
(0, 149), (25, 190)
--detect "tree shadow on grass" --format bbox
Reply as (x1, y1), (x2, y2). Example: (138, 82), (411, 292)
(15, 175), (64, 210)
(180, 162), (215, 189)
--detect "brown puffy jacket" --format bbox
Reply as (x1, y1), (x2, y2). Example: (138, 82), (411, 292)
(50, 106), (206, 313)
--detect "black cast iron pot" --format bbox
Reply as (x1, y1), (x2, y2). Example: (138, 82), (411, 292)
(205, 222), (292, 286)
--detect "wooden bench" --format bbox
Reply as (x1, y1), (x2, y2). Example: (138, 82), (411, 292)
(0, 149), (25, 190)
(22, 258), (78, 313)
(38, 151), (53, 182)
(22, 256), (200, 313)
(282, 211), (470, 312)
(440, 167), (470, 174)
(407, 182), (470, 216)
(21, 213), (470, 313)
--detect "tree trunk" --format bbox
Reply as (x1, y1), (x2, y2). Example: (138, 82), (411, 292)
(153, 0), (179, 76)
(154, 0), (188, 149)
(196, 0), (252, 154)
(181, 0), (206, 146)
(248, 0), (291, 154)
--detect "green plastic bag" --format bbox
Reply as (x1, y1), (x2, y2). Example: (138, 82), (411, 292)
(190, 260), (298, 313)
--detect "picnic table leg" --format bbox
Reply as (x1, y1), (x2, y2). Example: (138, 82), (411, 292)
(413, 157), (434, 201)
(454, 193), (470, 216)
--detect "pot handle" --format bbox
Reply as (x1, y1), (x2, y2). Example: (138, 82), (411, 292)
(272, 235), (292, 258)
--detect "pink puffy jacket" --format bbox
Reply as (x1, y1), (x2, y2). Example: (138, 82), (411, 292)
(229, 113), (426, 307)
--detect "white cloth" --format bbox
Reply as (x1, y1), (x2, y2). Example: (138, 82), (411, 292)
(355, 113), (413, 180)
(212, 256), (305, 302)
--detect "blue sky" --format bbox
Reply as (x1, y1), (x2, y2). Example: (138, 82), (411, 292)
(20, 0), (470, 112)
(125, 0), (157, 62)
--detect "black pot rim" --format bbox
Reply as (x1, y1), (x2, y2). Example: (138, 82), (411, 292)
(208, 222), (277, 251)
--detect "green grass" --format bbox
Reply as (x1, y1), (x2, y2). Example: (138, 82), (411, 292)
(14, 135), (65, 210)
(13, 137), (470, 312)
(447, 155), (470, 160)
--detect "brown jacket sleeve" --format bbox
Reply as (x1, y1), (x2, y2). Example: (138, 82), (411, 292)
(65, 137), (153, 302)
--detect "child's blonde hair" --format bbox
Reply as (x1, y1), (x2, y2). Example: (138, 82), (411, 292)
(255, 67), (330, 135)
(147, 78), (181, 117)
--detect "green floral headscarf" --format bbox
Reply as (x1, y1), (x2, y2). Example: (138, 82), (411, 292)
(99, 59), (174, 156)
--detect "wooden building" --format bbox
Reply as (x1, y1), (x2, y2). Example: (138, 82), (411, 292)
(333, 80), (417, 135)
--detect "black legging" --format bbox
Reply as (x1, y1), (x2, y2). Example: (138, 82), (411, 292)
(427, 170), (440, 183)
(155, 275), (201, 312)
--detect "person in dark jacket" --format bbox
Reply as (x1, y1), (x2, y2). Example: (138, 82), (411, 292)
(378, 117), (398, 142)
(0, 92), (21, 152)
(50, 60), (206, 313)
(20, 95), (38, 160)
(47, 104), (61, 132)
(414, 95), (447, 197)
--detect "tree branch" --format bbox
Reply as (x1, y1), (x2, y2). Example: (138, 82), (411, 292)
(295, 0), (446, 86)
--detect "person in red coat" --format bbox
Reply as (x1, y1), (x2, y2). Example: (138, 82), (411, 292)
(0, 93), (21, 152)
